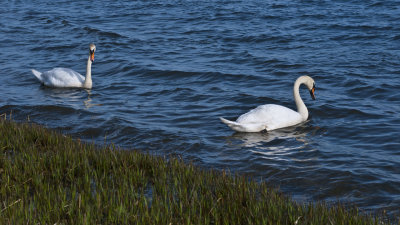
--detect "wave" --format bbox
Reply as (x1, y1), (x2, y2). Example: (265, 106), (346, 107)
(83, 26), (125, 38)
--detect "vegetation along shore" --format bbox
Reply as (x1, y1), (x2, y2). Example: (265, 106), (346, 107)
(0, 117), (393, 224)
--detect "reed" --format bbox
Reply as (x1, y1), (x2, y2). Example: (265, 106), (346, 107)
(0, 118), (392, 224)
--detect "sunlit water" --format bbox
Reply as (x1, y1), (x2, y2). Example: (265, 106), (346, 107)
(1, 0), (400, 216)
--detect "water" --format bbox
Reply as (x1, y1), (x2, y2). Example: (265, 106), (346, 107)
(1, 0), (400, 217)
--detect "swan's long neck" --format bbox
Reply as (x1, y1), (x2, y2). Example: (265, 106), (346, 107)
(293, 77), (308, 121)
(83, 56), (92, 89)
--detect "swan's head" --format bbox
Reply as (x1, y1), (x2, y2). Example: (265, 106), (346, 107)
(309, 83), (316, 100)
(305, 77), (316, 100)
(89, 43), (96, 62)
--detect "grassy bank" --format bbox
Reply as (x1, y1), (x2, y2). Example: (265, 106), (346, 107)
(0, 119), (390, 224)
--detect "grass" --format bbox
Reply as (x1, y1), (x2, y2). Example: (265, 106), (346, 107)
(0, 117), (394, 224)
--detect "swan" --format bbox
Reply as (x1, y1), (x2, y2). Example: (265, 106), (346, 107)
(220, 75), (316, 132)
(31, 43), (96, 89)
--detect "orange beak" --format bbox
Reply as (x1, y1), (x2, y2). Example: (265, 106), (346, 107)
(309, 84), (316, 100)
(90, 52), (95, 62)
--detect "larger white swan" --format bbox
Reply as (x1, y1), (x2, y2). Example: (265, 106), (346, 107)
(220, 75), (316, 132)
(31, 43), (96, 89)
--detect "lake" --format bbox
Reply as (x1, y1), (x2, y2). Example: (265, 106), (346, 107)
(1, 0), (400, 217)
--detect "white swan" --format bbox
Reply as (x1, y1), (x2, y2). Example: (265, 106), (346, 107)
(31, 43), (96, 89)
(220, 75), (316, 132)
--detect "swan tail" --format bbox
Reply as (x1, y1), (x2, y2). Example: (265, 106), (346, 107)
(220, 117), (250, 132)
(31, 69), (44, 82)
(220, 117), (267, 132)
(220, 117), (240, 130)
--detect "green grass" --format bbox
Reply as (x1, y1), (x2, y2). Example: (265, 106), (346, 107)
(0, 118), (394, 224)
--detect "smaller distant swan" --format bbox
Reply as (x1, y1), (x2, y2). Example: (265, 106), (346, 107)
(31, 43), (96, 89)
(220, 75), (316, 132)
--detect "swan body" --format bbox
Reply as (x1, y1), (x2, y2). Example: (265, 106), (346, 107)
(32, 68), (86, 88)
(220, 75), (316, 132)
(32, 43), (96, 89)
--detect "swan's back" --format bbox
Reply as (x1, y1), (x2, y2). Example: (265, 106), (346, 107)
(237, 104), (303, 131)
(36, 68), (85, 88)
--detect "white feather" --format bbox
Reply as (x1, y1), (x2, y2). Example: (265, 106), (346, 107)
(32, 68), (85, 88)
(31, 43), (96, 89)
(220, 76), (316, 132)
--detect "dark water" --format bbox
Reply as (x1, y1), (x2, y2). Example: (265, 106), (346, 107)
(1, 0), (400, 217)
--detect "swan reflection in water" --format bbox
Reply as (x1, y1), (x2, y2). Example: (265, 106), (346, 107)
(40, 87), (102, 110)
(224, 123), (324, 162)
(84, 90), (102, 109)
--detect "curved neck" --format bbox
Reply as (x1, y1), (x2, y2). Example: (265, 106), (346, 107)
(83, 56), (92, 89)
(293, 77), (308, 121)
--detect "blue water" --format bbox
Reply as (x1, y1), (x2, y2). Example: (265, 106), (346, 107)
(1, 0), (400, 217)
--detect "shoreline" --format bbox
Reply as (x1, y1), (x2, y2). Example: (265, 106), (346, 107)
(0, 119), (390, 224)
